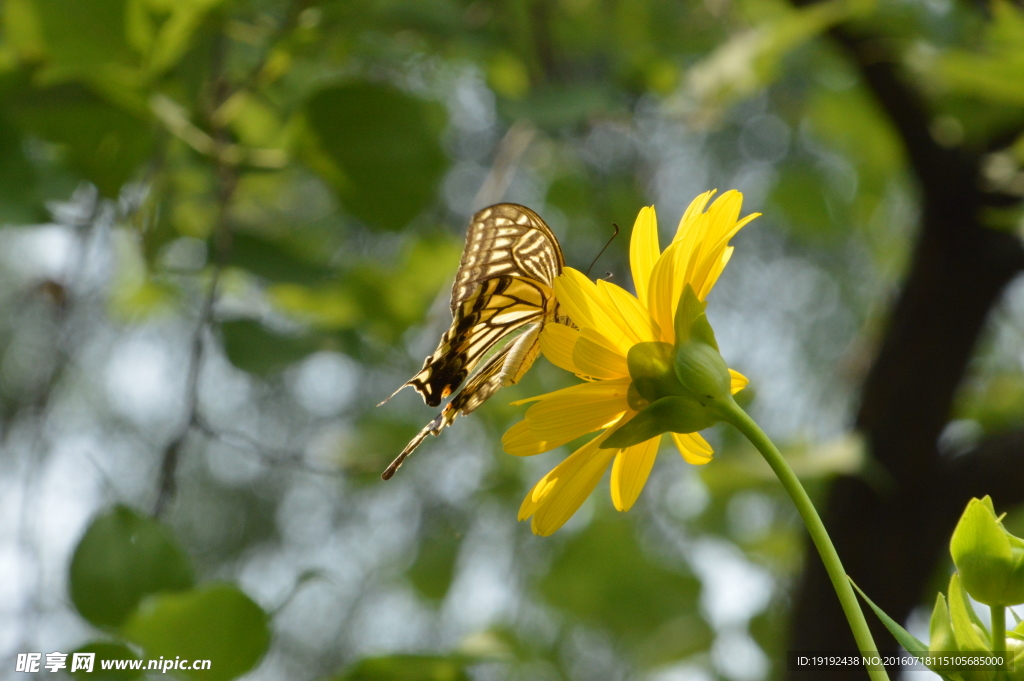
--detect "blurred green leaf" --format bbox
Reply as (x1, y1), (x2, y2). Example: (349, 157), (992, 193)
(12, 84), (152, 197)
(770, 164), (837, 237)
(28, 0), (135, 73)
(142, 0), (226, 77)
(407, 516), (462, 601)
(0, 109), (42, 223)
(681, 0), (871, 121)
(956, 372), (1024, 434)
(220, 319), (327, 375)
(69, 505), (194, 629)
(71, 641), (142, 680)
(122, 583), (270, 681)
(268, 282), (362, 330)
(931, 0), (1024, 106)
(500, 84), (618, 130)
(304, 82), (447, 230)
(229, 232), (335, 284)
(333, 654), (471, 681)
(541, 513), (710, 666)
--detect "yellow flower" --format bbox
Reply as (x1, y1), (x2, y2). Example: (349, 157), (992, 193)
(503, 190), (759, 536)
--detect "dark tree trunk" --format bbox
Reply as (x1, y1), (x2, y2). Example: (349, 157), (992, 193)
(782, 13), (1024, 680)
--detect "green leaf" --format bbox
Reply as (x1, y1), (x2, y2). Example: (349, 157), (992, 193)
(122, 583), (270, 681)
(933, 0), (1024, 106)
(0, 108), (43, 223)
(407, 517), (462, 601)
(31, 0), (135, 72)
(333, 654), (471, 681)
(541, 514), (710, 666)
(144, 0), (226, 76)
(220, 319), (327, 376)
(12, 85), (152, 197)
(71, 641), (142, 680)
(304, 82), (447, 230)
(683, 0), (870, 120)
(849, 578), (929, 655)
(69, 505), (194, 629)
(228, 232), (335, 285)
(331, 655), (471, 679)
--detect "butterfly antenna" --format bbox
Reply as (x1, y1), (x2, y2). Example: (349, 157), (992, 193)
(586, 223), (620, 277)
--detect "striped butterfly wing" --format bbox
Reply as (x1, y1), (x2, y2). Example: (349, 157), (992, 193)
(380, 204), (564, 479)
(381, 323), (543, 480)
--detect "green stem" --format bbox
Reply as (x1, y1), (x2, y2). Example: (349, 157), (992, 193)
(991, 604), (1006, 679)
(718, 399), (890, 681)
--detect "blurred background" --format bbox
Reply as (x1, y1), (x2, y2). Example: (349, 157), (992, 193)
(1, 0), (1024, 679)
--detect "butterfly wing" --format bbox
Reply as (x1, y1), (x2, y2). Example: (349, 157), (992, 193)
(382, 323), (543, 480)
(379, 204), (564, 479)
(385, 204), (565, 408)
(450, 203), (563, 315)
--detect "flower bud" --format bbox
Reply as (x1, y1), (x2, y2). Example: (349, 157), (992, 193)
(951, 496), (1024, 607)
(926, 573), (1024, 680)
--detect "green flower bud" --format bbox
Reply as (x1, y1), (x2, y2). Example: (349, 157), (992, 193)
(951, 497), (1024, 607)
(927, 575), (1024, 680)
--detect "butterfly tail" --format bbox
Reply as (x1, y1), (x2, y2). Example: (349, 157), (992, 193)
(376, 382), (410, 407)
(381, 405), (457, 480)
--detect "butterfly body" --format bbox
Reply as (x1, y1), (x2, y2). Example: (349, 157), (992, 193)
(380, 204), (565, 479)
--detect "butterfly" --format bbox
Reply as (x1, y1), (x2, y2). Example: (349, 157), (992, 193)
(379, 203), (566, 479)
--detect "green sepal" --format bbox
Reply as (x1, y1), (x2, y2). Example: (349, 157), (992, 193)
(674, 284), (718, 350)
(602, 396), (716, 449)
(947, 572), (991, 653)
(951, 496), (1024, 606)
(627, 341), (686, 402)
(929, 593), (959, 654)
(674, 341), (731, 402)
(626, 382), (650, 411)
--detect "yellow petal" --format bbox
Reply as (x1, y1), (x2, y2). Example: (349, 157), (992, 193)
(671, 431), (714, 465)
(519, 473), (558, 520)
(528, 435), (618, 535)
(697, 246), (733, 300)
(674, 190), (716, 243)
(629, 206), (659, 304)
(690, 212), (758, 298)
(524, 378), (630, 442)
(703, 190), (743, 245)
(646, 239), (684, 343)
(596, 280), (659, 343)
(540, 323), (582, 375)
(729, 368), (748, 394)
(503, 419), (554, 456)
(573, 328), (629, 379)
(554, 268), (633, 354)
(610, 435), (661, 511)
